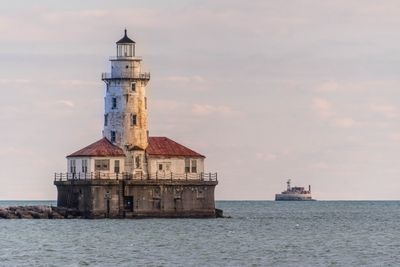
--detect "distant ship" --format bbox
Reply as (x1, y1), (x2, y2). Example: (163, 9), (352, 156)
(275, 179), (315, 201)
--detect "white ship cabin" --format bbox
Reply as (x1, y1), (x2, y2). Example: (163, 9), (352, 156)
(66, 137), (126, 179)
(146, 137), (205, 179)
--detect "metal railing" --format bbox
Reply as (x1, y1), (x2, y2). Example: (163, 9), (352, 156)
(54, 172), (217, 182)
(101, 72), (150, 80)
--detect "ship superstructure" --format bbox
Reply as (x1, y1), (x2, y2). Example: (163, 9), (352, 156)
(275, 179), (314, 201)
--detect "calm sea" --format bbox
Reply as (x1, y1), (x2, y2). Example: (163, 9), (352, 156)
(0, 200), (399, 266)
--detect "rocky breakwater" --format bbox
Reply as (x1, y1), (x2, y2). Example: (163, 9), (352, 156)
(0, 206), (81, 219)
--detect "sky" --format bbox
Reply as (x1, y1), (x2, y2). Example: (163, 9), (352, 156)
(1, 0), (400, 200)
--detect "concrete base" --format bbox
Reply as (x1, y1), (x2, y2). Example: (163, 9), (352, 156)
(54, 179), (218, 218)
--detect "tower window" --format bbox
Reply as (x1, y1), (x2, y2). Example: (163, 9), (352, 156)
(135, 155), (141, 168)
(104, 114), (108, 126)
(131, 82), (136, 92)
(145, 97), (147, 109)
(131, 114), (137, 126)
(112, 97), (117, 109)
(111, 131), (116, 142)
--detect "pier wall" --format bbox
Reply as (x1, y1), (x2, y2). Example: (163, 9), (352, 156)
(54, 179), (217, 218)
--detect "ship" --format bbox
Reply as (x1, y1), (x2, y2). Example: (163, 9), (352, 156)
(275, 179), (315, 201)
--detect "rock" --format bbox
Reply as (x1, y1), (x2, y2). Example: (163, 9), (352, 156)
(16, 210), (33, 219)
(50, 212), (64, 219)
(215, 208), (224, 218)
(0, 210), (8, 219)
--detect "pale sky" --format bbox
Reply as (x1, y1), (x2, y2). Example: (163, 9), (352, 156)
(1, 0), (400, 200)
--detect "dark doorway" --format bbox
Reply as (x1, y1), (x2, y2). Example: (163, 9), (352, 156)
(106, 199), (110, 218)
(124, 196), (134, 212)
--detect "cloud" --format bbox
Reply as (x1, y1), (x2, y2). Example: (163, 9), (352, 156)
(388, 132), (400, 142)
(312, 98), (358, 128)
(165, 75), (205, 83)
(57, 100), (75, 108)
(151, 99), (185, 112)
(191, 104), (236, 117)
(370, 104), (399, 119)
(312, 98), (334, 118)
(256, 152), (278, 161)
(333, 117), (356, 128)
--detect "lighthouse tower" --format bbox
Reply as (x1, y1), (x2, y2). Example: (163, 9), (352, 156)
(102, 30), (150, 175)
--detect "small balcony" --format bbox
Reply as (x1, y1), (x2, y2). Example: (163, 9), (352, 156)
(101, 72), (150, 81)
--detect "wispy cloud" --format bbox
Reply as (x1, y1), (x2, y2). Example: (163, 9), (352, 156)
(312, 98), (334, 119)
(370, 104), (399, 119)
(57, 100), (75, 108)
(191, 104), (236, 117)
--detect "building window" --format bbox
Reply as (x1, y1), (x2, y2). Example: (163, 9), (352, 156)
(158, 164), (163, 171)
(95, 159), (110, 171)
(111, 131), (116, 142)
(185, 159), (190, 173)
(82, 159), (88, 173)
(70, 159), (76, 173)
(104, 114), (108, 126)
(191, 160), (197, 173)
(131, 114), (137, 126)
(145, 97), (147, 109)
(112, 97), (117, 109)
(114, 160), (120, 173)
(131, 82), (136, 92)
(135, 155), (141, 168)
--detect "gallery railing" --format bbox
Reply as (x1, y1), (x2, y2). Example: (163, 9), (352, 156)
(54, 172), (218, 182)
(101, 72), (150, 80)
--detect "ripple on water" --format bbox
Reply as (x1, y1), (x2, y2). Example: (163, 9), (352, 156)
(0, 201), (400, 266)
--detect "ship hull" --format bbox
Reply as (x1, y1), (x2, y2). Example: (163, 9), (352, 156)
(275, 193), (315, 201)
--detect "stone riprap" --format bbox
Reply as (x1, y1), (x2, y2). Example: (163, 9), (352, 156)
(0, 206), (80, 219)
(0, 206), (226, 219)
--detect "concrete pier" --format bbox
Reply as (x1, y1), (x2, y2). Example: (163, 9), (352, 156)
(54, 178), (218, 218)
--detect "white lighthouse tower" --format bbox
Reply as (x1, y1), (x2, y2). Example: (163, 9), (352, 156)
(102, 29), (150, 176)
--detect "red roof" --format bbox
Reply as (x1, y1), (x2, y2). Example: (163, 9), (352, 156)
(67, 137), (125, 157)
(147, 137), (205, 158)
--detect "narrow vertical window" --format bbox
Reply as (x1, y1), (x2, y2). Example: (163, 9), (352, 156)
(82, 159), (88, 173)
(104, 114), (108, 126)
(191, 160), (197, 173)
(112, 97), (117, 109)
(131, 82), (136, 92)
(114, 160), (120, 173)
(111, 131), (116, 142)
(135, 155), (141, 168)
(70, 159), (76, 173)
(185, 158), (190, 173)
(145, 97), (147, 109)
(131, 114), (137, 126)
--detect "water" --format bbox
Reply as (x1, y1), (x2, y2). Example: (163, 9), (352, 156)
(0, 201), (399, 266)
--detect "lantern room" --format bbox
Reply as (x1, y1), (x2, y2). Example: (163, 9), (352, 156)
(116, 29), (136, 57)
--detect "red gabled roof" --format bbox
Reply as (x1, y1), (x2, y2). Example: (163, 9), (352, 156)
(147, 137), (205, 158)
(67, 137), (125, 157)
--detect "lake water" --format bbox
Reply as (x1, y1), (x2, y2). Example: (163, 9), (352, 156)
(0, 200), (399, 266)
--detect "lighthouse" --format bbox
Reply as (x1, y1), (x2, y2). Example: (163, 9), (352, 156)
(102, 29), (150, 176)
(54, 30), (218, 218)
